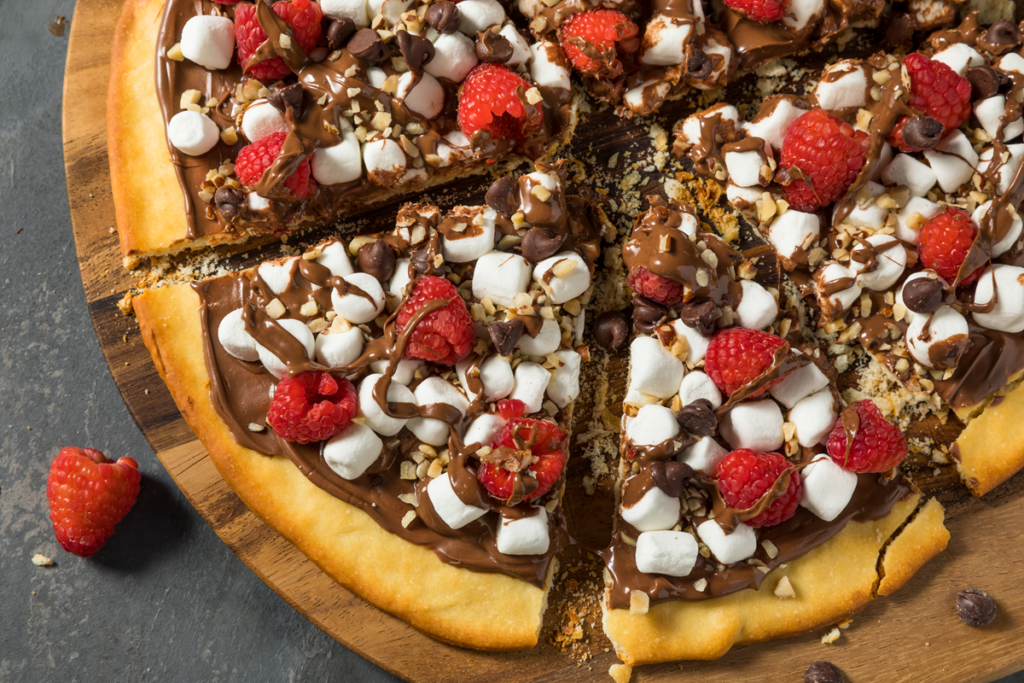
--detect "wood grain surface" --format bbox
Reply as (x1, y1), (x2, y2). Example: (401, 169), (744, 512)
(64, 0), (1024, 680)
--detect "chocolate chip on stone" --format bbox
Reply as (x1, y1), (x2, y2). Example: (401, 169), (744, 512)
(488, 319), (525, 356)
(326, 17), (357, 52)
(967, 66), (1003, 100)
(214, 187), (246, 222)
(678, 299), (717, 337)
(521, 227), (564, 263)
(348, 28), (389, 63)
(882, 12), (915, 49)
(632, 295), (667, 334)
(396, 30), (435, 73)
(476, 29), (513, 63)
(358, 239), (397, 283)
(902, 276), (944, 314)
(900, 115), (944, 150)
(594, 310), (630, 350)
(650, 461), (693, 498)
(676, 399), (717, 437)
(957, 588), (997, 627)
(485, 176), (518, 217)
(267, 83), (305, 120)
(803, 661), (844, 683)
(984, 20), (1021, 50)
(425, 1), (460, 34)
(685, 49), (712, 80)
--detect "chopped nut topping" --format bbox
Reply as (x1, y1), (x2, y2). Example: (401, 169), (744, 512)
(401, 510), (417, 528)
(265, 298), (286, 319)
(167, 43), (185, 62)
(629, 590), (650, 615)
(247, 422), (266, 433)
(530, 184), (552, 202)
(774, 575), (796, 599)
(31, 554), (54, 567)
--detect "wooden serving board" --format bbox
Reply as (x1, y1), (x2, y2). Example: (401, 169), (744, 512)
(64, 0), (1024, 680)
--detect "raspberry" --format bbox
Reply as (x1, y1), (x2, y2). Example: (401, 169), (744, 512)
(236, 0), (322, 82)
(396, 275), (474, 365)
(887, 54), (972, 153)
(497, 399), (526, 421)
(457, 63), (542, 149)
(704, 327), (788, 396)
(235, 132), (315, 199)
(826, 400), (908, 473)
(477, 418), (568, 503)
(780, 109), (870, 212)
(626, 265), (685, 306)
(917, 206), (984, 285)
(723, 0), (786, 22)
(46, 447), (141, 557)
(558, 9), (639, 78)
(716, 449), (802, 528)
(267, 371), (358, 443)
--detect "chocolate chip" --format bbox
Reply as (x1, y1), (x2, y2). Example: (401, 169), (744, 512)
(650, 460), (693, 498)
(882, 12), (915, 49)
(685, 49), (712, 80)
(348, 28), (389, 63)
(676, 399), (717, 437)
(425, 1), (460, 34)
(632, 295), (667, 335)
(957, 588), (997, 627)
(410, 249), (431, 273)
(902, 276), (943, 314)
(967, 66), (1002, 100)
(984, 20), (1021, 50)
(488, 319), (525, 356)
(521, 228), (564, 263)
(267, 83), (305, 120)
(396, 30), (435, 73)
(214, 187), (246, 222)
(803, 661), (844, 683)
(325, 17), (357, 52)
(357, 239), (396, 283)
(485, 176), (518, 217)
(594, 310), (630, 350)
(900, 115), (944, 150)
(476, 29), (513, 63)
(678, 299), (717, 337)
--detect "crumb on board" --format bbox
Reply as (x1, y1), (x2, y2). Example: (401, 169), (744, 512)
(609, 663), (632, 683)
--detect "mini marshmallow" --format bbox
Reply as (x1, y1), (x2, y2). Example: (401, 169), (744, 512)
(681, 104), (739, 148)
(640, 15), (693, 66)
(817, 263), (862, 313)
(472, 251), (532, 307)
(331, 273), (386, 324)
(436, 131), (473, 166)
(248, 193), (270, 211)
(719, 399), (784, 452)
(973, 265), (1024, 333)
(389, 258), (413, 297)
(895, 196), (943, 245)
(369, 358), (422, 385)
(547, 349), (581, 408)
(799, 454), (857, 522)
(671, 319), (710, 363)
(744, 98), (806, 151)
(425, 32), (478, 83)
(573, 309), (585, 343)
(427, 472), (488, 529)
(735, 280), (778, 330)
(363, 139), (407, 183)
(529, 41), (571, 90)
(396, 71), (445, 119)
(316, 240), (354, 277)
(784, 0), (825, 28)
(321, 0), (369, 26)
(510, 362), (551, 414)
(462, 413), (506, 449)
(621, 485), (681, 532)
(978, 144), (1024, 195)
(852, 235), (906, 291)
(366, 67), (388, 89)
(974, 200), (1023, 258)
(678, 371), (722, 409)
(167, 111), (220, 156)
(975, 96), (1024, 142)
(533, 252), (591, 304)
(895, 271), (943, 324)
(358, 373), (417, 436)
(457, 355), (514, 402)
(677, 212), (699, 238)
(369, 0), (412, 24)
(256, 318), (315, 379)
(678, 436), (728, 474)
(932, 43), (984, 76)
(789, 389), (836, 447)
(180, 15), (235, 70)
(626, 404), (680, 447)
(496, 508), (549, 555)
(834, 181), (886, 229)
(457, 0), (506, 34)
(923, 130), (978, 193)
(814, 60), (870, 111)
(769, 353), (829, 408)
(701, 35), (731, 88)
(999, 52), (1024, 76)
(218, 308), (259, 362)
(257, 258), (298, 295)
(725, 147), (766, 188)
(311, 121), (362, 185)
(500, 25), (531, 65)
(408, 377), (470, 446)
(882, 154), (937, 197)
(769, 210), (819, 262)
(697, 519), (757, 564)
(442, 208), (496, 263)
(323, 423), (383, 480)
(907, 306), (969, 369)
(628, 337), (685, 400)
(315, 326), (364, 368)
(635, 530), (699, 577)
(241, 99), (289, 143)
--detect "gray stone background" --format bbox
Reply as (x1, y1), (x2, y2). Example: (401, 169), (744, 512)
(0, 2), (1020, 681)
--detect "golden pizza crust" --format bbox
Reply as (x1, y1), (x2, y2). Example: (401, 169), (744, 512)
(954, 375), (1024, 497)
(134, 283), (554, 651)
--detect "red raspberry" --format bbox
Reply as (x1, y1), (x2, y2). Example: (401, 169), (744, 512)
(396, 275), (474, 366)
(558, 9), (639, 78)
(235, 132), (315, 199)
(497, 399), (526, 421)
(626, 265), (685, 306)
(780, 109), (870, 212)
(723, 0), (785, 22)
(267, 371), (358, 443)
(887, 54), (972, 153)
(716, 449), (802, 528)
(46, 447), (141, 557)
(917, 206), (984, 285)
(826, 400), (908, 473)
(457, 63), (542, 149)
(236, 0), (322, 82)
(477, 418), (568, 502)
(704, 327), (788, 396)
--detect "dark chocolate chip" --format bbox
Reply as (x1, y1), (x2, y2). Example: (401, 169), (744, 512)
(521, 227), (564, 263)
(957, 588), (997, 627)
(632, 295), (667, 335)
(967, 65), (1002, 100)
(650, 460), (693, 498)
(396, 30), (435, 73)
(267, 83), (305, 120)
(476, 29), (514, 63)
(676, 399), (717, 437)
(678, 299), (717, 337)
(326, 17), (357, 52)
(593, 310), (630, 350)
(803, 661), (844, 683)
(488, 319), (525, 356)
(358, 239), (397, 283)
(685, 49), (712, 80)
(900, 115), (944, 150)
(425, 1), (460, 34)
(348, 28), (389, 63)
(410, 249), (431, 273)
(214, 187), (246, 222)
(882, 12), (914, 50)
(902, 276), (944, 314)
(485, 176), (518, 217)
(984, 20), (1021, 49)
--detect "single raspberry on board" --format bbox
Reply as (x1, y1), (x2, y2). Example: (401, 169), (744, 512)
(558, 9), (639, 77)
(396, 275), (474, 366)
(236, 0), (322, 82)
(917, 206), (983, 285)
(626, 265), (686, 306)
(457, 63), (542, 148)
(267, 371), (358, 443)
(887, 53), (972, 152)
(723, 0), (786, 23)
(477, 418), (568, 503)
(704, 327), (788, 396)
(780, 109), (870, 212)
(716, 449), (802, 528)
(235, 132), (315, 199)
(826, 399), (908, 473)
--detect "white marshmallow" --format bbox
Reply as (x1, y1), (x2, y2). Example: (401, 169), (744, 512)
(315, 326), (364, 368)
(510, 362), (551, 414)
(895, 196), (943, 245)
(677, 212), (699, 238)
(533, 252), (590, 304)
(425, 32), (478, 83)
(852, 235), (906, 291)
(640, 15), (693, 66)
(436, 130), (473, 166)
(180, 15), (235, 70)
(363, 139), (407, 182)
(697, 520), (757, 565)
(331, 273), (386, 324)
(500, 25), (531, 65)
(978, 144), (1024, 195)
(783, 0), (825, 30)
(323, 423), (383, 479)
(248, 193), (270, 211)
(628, 336), (685, 400)
(725, 147), (766, 188)
(895, 271), (943, 324)
(974, 200), (1023, 258)
(769, 353), (828, 409)
(462, 413), (506, 449)
(701, 35), (731, 88)
(719, 399), (784, 452)
(389, 258), (413, 297)
(457, 0), (505, 34)
(799, 454), (857, 522)
(366, 66), (388, 89)
(408, 377), (470, 446)
(396, 71), (445, 119)
(316, 240), (355, 277)
(457, 355), (514, 402)
(678, 371), (722, 409)
(442, 208), (496, 263)
(671, 319), (710, 363)
(923, 130), (978, 193)
(678, 436), (728, 474)
(973, 265), (1024, 333)
(621, 485), (681, 532)
(529, 42), (570, 90)
(369, 359), (421, 385)
(321, 0), (369, 26)
(814, 60), (870, 111)
(427, 472), (488, 529)
(472, 251), (532, 307)
(998, 52), (1024, 77)
(311, 121), (362, 185)
(626, 404), (680, 447)
(745, 99), (807, 151)
(635, 530), (699, 577)
(932, 43), (984, 76)
(573, 308), (585, 344)
(769, 210), (819, 262)
(975, 96), (1024, 143)
(256, 318), (315, 379)
(882, 154), (937, 197)
(241, 99), (289, 143)
(496, 508), (550, 555)
(547, 349), (581, 409)
(358, 373), (416, 436)
(789, 389), (836, 447)
(835, 181), (886, 230)
(907, 306), (969, 369)
(682, 104), (739, 148)
(369, 0), (412, 24)
(817, 263), (862, 313)
(218, 308), (260, 362)
(167, 111), (220, 157)
(257, 258), (297, 295)
(735, 280), (778, 330)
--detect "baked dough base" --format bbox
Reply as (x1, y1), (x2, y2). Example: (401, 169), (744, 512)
(954, 372), (1024, 496)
